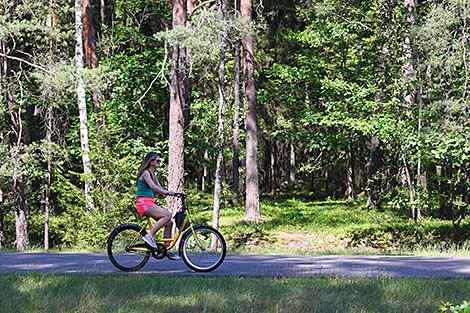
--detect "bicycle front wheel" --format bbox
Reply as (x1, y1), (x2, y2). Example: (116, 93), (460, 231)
(180, 226), (226, 272)
(107, 223), (150, 272)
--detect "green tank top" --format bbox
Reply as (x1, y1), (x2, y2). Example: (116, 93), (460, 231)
(136, 174), (156, 198)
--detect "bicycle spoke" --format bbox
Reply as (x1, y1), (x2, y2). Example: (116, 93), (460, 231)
(181, 226), (226, 272)
(107, 224), (150, 271)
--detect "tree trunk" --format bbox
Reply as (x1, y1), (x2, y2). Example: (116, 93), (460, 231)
(232, 0), (241, 206)
(270, 141), (277, 196)
(100, 0), (106, 26)
(0, 187), (4, 249)
(403, 0), (420, 233)
(11, 139), (29, 251)
(44, 2), (57, 250)
(83, 0), (105, 131)
(75, 0), (93, 211)
(440, 159), (453, 219)
(83, 0), (115, 212)
(2, 39), (29, 251)
(242, 0), (260, 221)
(366, 135), (383, 209)
(14, 177), (28, 251)
(346, 150), (357, 201)
(183, 0), (194, 130)
(213, 0), (228, 234)
(289, 141), (296, 186)
(168, 0), (187, 214)
(403, 156), (416, 209)
(202, 149), (208, 192)
(44, 103), (53, 250)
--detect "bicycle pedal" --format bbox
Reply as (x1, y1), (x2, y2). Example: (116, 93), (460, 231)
(151, 243), (167, 260)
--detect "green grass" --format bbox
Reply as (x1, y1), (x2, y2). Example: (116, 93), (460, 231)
(0, 273), (469, 313)
(190, 194), (470, 256)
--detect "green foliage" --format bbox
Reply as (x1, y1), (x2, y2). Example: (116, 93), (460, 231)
(5, 0), (470, 252)
(111, 0), (170, 49)
(155, 9), (246, 67)
(104, 49), (169, 141)
(438, 301), (470, 313)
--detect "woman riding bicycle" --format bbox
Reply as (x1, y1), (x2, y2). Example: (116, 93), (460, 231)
(136, 152), (181, 260)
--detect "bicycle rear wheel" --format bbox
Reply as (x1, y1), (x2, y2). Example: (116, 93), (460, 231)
(107, 223), (150, 272)
(180, 226), (226, 272)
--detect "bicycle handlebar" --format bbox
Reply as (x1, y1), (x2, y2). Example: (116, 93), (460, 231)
(174, 192), (187, 199)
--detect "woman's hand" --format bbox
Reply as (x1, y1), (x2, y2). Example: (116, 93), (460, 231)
(167, 191), (185, 198)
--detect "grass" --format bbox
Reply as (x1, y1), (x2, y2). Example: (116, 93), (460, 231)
(192, 194), (470, 256)
(3, 195), (470, 312)
(1, 273), (469, 313)
(3, 193), (470, 256)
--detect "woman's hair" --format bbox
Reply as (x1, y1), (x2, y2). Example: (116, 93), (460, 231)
(136, 152), (159, 180)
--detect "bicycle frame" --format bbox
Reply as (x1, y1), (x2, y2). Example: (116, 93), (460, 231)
(108, 193), (226, 273)
(127, 199), (204, 253)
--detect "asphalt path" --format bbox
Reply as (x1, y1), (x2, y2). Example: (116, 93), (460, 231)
(1, 253), (470, 278)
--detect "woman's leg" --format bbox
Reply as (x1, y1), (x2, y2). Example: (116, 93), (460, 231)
(162, 219), (174, 247)
(144, 205), (171, 237)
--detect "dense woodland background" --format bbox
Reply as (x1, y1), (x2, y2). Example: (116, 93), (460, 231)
(1, 0), (470, 250)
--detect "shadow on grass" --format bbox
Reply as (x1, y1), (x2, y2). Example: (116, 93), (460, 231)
(2, 274), (470, 313)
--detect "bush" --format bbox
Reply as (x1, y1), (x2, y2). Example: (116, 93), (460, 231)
(437, 301), (470, 313)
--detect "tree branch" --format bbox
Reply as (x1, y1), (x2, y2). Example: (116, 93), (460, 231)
(0, 53), (56, 77)
(134, 40), (170, 109)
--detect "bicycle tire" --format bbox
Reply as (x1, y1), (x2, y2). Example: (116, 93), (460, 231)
(179, 226), (226, 272)
(107, 223), (150, 272)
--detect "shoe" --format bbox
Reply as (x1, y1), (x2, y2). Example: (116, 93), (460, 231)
(143, 234), (158, 248)
(166, 250), (180, 260)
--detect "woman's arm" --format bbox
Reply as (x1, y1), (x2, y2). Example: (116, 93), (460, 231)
(142, 171), (175, 196)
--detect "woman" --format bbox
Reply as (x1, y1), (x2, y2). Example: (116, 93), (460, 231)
(136, 152), (180, 260)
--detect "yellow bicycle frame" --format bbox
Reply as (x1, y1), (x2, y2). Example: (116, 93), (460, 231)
(128, 208), (204, 252)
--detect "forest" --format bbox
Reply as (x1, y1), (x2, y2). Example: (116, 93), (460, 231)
(1, 0), (470, 251)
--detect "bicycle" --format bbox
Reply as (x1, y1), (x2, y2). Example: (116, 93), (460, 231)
(107, 193), (226, 272)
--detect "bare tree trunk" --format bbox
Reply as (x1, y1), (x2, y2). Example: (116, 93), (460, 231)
(213, 0), (228, 234)
(83, 0), (104, 130)
(44, 103), (53, 250)
(13, 177), (28, 251)
(232, 0), (241, 206)
(168, 0), (187, 214)
(44, 2), (58, 250)
(83, 0), (115, 212)
(202, 149), (208, 192)
(366, 0), (390, 210)
(242, 0), (260, 221)
(11, 126), (29, 251)
(403, 0), (420, 236)
(270, 141), (277, 196)
(0, 186), (4, 249)
(346, 150), (357, 201)
(100, 0), (106, 26)
(183, 0), (195, 129)
(75, 0), (93, 211)
(0, 50), (7, 250)
(2, 38), (29, 251)
(366, 135), (383, 209)
(289, 141), (296, 186)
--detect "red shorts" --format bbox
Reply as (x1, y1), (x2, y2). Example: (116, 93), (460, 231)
(136, 197), (155, 216)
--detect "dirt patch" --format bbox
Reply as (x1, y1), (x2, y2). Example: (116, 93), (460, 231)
(225, 229), (352, 252)
(271, 231), (350, 252)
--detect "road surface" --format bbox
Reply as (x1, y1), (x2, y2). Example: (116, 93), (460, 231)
(1, 253), (470, 278)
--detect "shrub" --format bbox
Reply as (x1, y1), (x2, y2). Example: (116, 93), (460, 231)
(437, 301), (470, 313)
